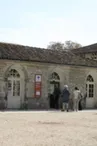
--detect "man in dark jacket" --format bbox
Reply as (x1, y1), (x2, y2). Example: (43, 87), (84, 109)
(53, 85), (61, 109)
(61, 85), (70, 112)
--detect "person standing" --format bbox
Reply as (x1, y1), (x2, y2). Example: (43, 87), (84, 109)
(61, 85), (70, 112)
(53, 85), (61, 109)
(73, 87), (82, 111)
(83, 92), (87, 109)
(78, 95), (83, 110)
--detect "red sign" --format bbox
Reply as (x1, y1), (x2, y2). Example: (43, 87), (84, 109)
(34, 75), (42, 98)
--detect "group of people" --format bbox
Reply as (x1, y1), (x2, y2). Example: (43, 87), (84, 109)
(51, 85), (86, 112)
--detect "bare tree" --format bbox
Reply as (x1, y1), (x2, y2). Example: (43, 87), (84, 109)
(47, 42), (64, 50)
(47, 41), (82, 50)
(64, 40), (82, 49)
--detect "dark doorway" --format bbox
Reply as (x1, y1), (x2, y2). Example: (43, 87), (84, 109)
(78, 100), (82, 110)
(49, 94), (55, 108)
(49, 81), (60, 109)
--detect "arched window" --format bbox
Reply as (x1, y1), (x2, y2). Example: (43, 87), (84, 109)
(86, 75), (94, 98)
(7, 69), (20, 78)
(48, 72), (60, 94)
(87, 75), (94, 82)
(7, 69), (20, 96)
(50, 72), (60, 80)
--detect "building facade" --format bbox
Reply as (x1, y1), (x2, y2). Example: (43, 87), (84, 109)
(0, 42), (97, 109)
(71, 43), (97, 60)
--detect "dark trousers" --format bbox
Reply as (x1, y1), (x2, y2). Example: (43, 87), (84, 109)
(55, 96), (59, 109)
(78, 100), (82, 110)
(49, 94), (55, 108)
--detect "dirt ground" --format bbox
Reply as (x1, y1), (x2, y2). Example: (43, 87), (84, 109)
(0, 110), (97, 146)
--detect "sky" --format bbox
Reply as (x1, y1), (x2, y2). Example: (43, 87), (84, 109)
(0, 0), (97, 48)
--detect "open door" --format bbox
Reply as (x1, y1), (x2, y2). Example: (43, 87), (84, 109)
(49, 72), (60, 109)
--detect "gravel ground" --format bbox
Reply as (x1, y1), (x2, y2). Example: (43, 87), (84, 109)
(0, 110), (97, 146)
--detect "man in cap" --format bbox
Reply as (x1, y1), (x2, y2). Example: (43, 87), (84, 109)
(61, 85), (70, 112)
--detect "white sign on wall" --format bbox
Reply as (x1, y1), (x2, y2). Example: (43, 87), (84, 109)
(36, 91), (40, 96)
(35, 75), (42, 98)
(35, 75), (42, 82)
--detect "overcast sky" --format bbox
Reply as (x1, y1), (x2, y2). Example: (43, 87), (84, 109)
(0, 0), (97, 48)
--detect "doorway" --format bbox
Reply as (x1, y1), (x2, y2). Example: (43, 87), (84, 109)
(49, 72), (60, 109)
(7, 69), (21, 109)
(86, 75), (94, 108)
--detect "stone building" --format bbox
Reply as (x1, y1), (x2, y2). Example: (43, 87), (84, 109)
(0, 42), (97, 109)
(71, 43), (97, 60)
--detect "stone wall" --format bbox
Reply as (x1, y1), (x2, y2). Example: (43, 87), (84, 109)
(25, 64), (49, 109)
(0, 60), (97, 109)
(68, 66), (86, 93)
(25, 63), (70, 109)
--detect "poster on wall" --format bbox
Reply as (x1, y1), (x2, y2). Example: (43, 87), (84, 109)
(35, 74), (42, 97)
(35, 75), (42, 82)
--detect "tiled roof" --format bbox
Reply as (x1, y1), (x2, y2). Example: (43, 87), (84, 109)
(71, 43), (97, 53)
(0, 42), (97, 67)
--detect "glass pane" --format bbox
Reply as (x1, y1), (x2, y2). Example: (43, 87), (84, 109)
(87, 75), (94, 82)
(8, 80), (12, 91)
(13, 91), (15, 96)
(8, 69), (20, 78)
(13, 80), (20, 96)
(89, 84), (94, 98)
(51, 72), (60, 80)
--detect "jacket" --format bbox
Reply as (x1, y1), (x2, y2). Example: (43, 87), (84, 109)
(61, 88), (70, 103)
(73, 90), (82, 100)
(53, 87), (61, 97)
